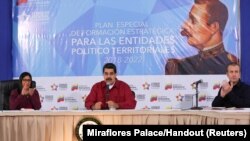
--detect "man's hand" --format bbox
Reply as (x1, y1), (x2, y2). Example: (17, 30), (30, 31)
(220, 81), (233, 98)
(91, 102), (102, 110)
(106, 101), (119, 109)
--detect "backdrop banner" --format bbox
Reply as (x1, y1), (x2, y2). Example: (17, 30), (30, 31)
(12, 0), (240, 110)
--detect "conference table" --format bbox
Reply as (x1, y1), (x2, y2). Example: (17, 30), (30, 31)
(0, 108), (250, 141)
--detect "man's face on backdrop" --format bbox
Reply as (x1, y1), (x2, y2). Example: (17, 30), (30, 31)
(181, 4), (215, 49)
(103, 68), (116, 85)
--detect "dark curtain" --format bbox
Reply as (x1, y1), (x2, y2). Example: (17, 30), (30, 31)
(240, 0), (250, 84)
(0, 0), (12, 80)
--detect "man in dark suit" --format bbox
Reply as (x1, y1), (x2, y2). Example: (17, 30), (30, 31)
(212, 63), (250, 108)
(165, 0), (238, 74)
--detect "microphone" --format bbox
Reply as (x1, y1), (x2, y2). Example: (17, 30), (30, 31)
(105, 82), (110, 101)
(106, 81), (111, 90)
(191, 79), (203, 85)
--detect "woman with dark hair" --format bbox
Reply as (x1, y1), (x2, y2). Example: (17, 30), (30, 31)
(9, 72), (41, 110)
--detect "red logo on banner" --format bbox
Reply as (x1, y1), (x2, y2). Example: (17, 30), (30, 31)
(51, 83), (58, 91)
(150, 96), (157, 102)
(71, 84), (78, 91)
(142, 82), (150, 90)
(165, 83), (172, 90)
(213, 83), (221, 90)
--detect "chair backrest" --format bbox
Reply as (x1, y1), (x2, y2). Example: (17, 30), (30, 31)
(131, 91), (135, 97)
(0, 79), (36, 110)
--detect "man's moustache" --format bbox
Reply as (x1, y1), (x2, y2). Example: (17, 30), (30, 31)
(106, 78), (112, 81)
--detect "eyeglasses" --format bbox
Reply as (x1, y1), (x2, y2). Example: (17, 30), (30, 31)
(22, 79), (31, 82)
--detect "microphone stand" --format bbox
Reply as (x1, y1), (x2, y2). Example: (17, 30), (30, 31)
(191, 83), (203, 110)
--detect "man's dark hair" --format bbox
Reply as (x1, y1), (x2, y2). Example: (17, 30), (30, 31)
(194, 0), (228, 32)
(103, 63), (117, 74)
(226, 62), (240, 72)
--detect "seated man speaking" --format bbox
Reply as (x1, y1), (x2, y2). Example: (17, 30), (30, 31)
(85, 63), (136, 110)
(212, 63), (250, 108)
